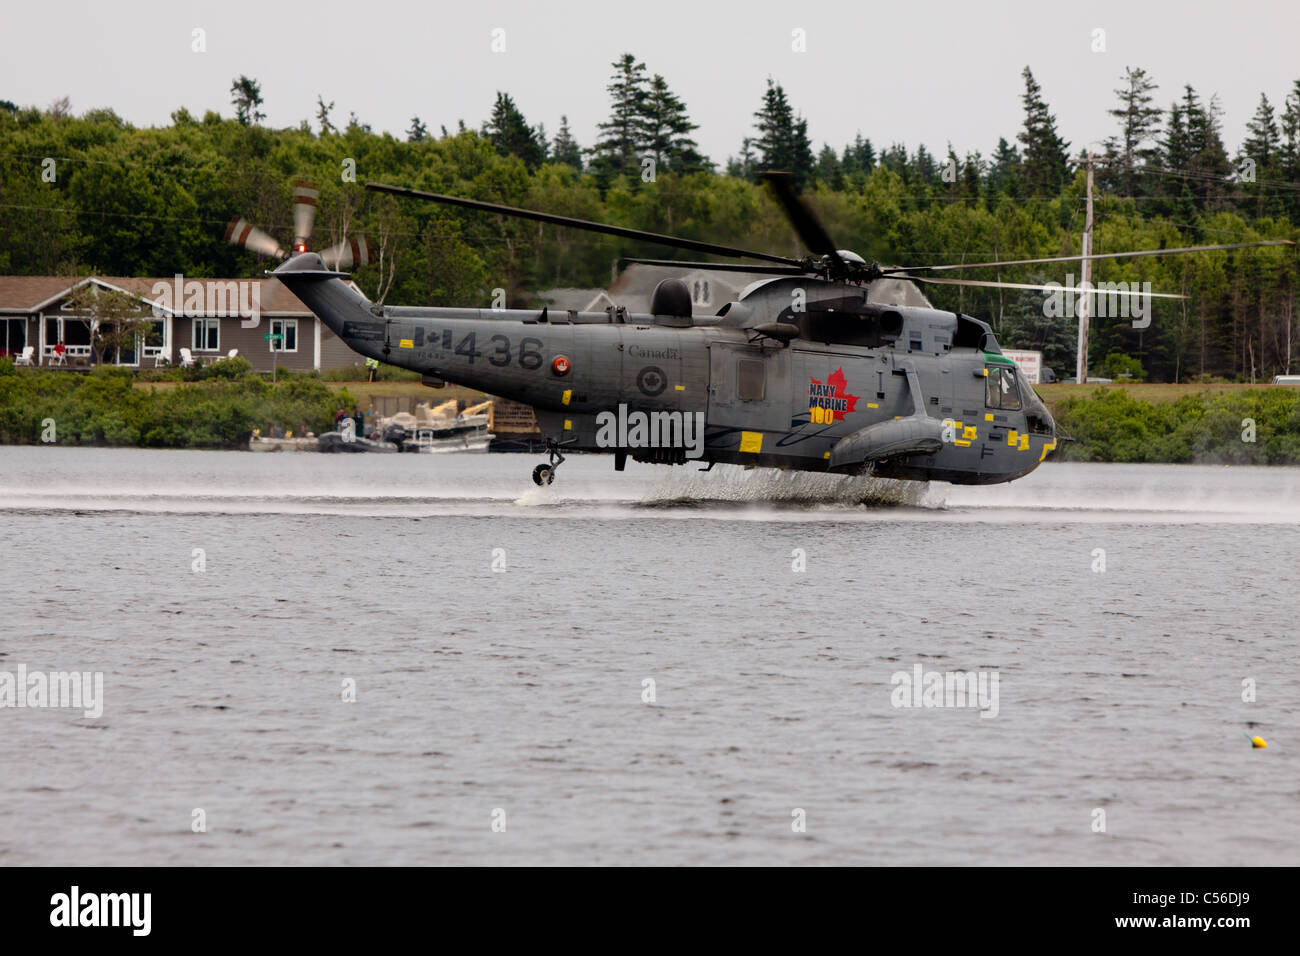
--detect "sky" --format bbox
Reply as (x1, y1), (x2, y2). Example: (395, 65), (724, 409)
(2, 0), (1298, 164)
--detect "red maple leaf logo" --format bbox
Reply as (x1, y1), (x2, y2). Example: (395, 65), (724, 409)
(808, 366), (860, 422)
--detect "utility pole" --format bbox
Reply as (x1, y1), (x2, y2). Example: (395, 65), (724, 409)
(1076, 151), (1094, 384)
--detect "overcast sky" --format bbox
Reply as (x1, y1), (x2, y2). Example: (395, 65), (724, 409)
(3, 0), (1297, 164)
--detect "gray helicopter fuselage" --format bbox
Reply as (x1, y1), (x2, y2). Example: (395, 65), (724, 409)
(275, 254), (1057, 484)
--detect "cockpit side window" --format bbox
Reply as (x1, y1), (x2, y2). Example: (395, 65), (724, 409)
(985, 365), (1022, 410)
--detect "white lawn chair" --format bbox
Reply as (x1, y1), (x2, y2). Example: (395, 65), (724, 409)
(226, 348), (239, 359)
(179, 347), (196, 368)
(153, 351), (170, 367)
(14, 346), (34, 366)
(50, 350), (68, 367)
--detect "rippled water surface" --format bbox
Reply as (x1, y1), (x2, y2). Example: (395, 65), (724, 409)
(1, 446), (1296, 865)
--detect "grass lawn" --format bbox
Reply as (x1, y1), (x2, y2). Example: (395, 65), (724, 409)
(324, 381), (489, 405)
(1035, 382), (1291, 406)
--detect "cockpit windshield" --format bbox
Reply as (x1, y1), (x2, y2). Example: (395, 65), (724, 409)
(985, 365), (1022, 410)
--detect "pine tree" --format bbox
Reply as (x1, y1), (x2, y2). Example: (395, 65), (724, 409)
(590, 53), (649, 182)
(483, 92), (544, 170)
(315, 96), (336, 136)
(726, 138), (757, 179)
(751, 79), (814, 187)
(1240, 92), (1281, 215)
(816, 144), (845, 190)
(1016, 67), (1070, 196)
(1241, 92), (1280, 169)
(1175, 87), (1231, 209)
(1281, 80), (1300, 218)
(1104, 66), (1162, 196)
(550, 116), (583, 170)
(1281, 80), (1300, 179)
(841, 134), (876, 177)
(914, 144), (937, 185)
(230, 75), (265, 126)
(987, 138), (1021, 197)
(407, 116), (429, 143)
(639, 74), (709, 173)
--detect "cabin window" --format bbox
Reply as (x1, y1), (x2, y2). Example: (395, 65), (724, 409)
(985, 365), (1022, 410)
(193, 318), (219, 351)
(803, 311), (880, 348)
(737, 359), (765, 400)
(270, 318), (298, 352)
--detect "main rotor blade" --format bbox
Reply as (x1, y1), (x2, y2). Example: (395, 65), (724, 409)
(892, 274), (1186, 299)
(885, 239), (1295, 274)
(760, 172), (845, 269)
(366, 182), (805, 268)
(622, 257), (808, 275)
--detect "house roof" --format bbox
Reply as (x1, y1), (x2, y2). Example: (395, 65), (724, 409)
(0, 275), (318, 316)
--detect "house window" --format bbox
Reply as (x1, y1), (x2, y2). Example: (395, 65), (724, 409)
(193, 318), (219, 351)
(142, 320), (167, 359)
(270, 319), (298, 352)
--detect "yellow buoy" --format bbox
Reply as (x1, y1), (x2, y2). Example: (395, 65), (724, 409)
(1252, 736), (1268, 748)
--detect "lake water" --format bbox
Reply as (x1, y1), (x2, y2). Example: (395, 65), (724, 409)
(1, 446), (1297, 865)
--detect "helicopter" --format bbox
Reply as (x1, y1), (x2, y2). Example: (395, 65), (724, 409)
(236, 173), (1291, 486)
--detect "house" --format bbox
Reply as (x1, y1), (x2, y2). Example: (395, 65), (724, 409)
(0, 274), (363, 372)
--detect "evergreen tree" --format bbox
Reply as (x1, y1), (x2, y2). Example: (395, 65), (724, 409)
(590, 53), (649, 182)
(987, 137), (1021, 197)
(406, 115), (429, 143)
(816, 144), (845, 190)
(1281, 80), (1300, 217)
(841, 134), (876, 178)
(1181, 87), (1232, 209)
(1016, 67), (1070, 196)
(639, 74), (709, 173)
(726, 138), (757, 179)
(315, 96), (336, 135)
(1241, 92), (1280, 169)
(230, 75), (265, 126)
(483, 92), (544, 170)
(913, 144), (937, 185)
(1282, 80), (1300, 176)
(751, 79), (814, 187)
(1240, 92), (1282, 215)
(1104, 66), (1162, 196)
(550, 116), (583, 170)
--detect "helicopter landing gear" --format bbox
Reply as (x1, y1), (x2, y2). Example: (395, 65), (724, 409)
(531, 439), (568, 486)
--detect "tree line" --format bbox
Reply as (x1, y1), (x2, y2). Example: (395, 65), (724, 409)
(1, 57), (1297, 382)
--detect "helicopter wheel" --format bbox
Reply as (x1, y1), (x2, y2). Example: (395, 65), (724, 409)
(532, 463), (555, 486)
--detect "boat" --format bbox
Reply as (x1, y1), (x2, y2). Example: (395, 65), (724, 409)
(248, 435), (320, 452)
(377, 400), (494, 453)
(316, 431), (399, 453)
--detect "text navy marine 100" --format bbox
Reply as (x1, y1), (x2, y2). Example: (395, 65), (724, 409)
(225, 172), (1292, 486)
